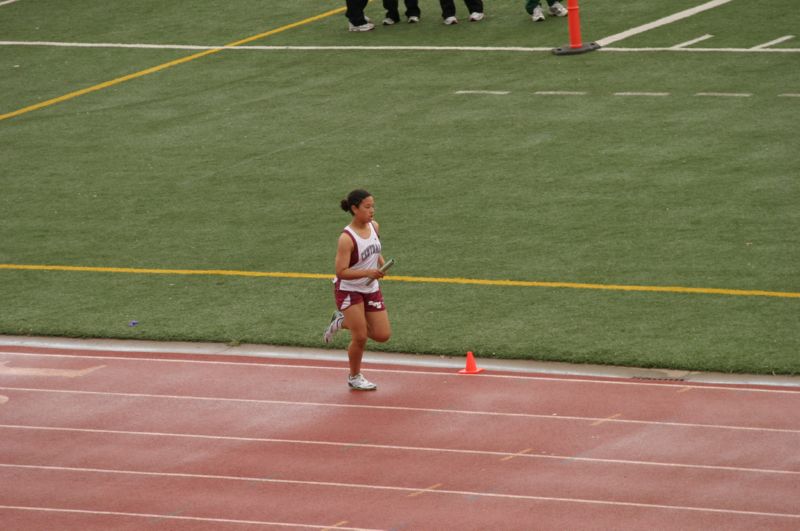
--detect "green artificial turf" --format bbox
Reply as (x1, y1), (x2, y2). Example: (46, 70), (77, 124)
(1, 0), (798, 374)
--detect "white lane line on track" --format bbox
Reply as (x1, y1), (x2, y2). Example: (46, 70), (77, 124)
(751, 35), (794, 50)
(2, 386), (798, 434)
(596, 0), (734, 47)
(1, 40), (799, 54)
(671, 34), (714, 48)
(4, 424), (796, 476)
(2, 463), (799, 520)
(2, 350), (798, 394)
(0, 505), (380, 530)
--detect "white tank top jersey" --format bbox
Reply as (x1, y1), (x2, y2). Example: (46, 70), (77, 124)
(335, 222), (382, 294)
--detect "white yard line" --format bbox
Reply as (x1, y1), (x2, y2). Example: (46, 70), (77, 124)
(603, 46), (800, 53)
(671, 34), (714, 49)
(1, 40), (799, 54)
(596, 0), (734, 47)
(0, 0), (22, 7)
(751, 35), (795, 50)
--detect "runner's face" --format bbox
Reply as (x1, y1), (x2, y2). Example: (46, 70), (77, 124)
(353, 196), (375, 222)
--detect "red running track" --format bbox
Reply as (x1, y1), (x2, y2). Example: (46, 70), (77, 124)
(0, 343), (799, 530)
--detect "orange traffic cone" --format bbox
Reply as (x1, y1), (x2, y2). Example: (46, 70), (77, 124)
(459, 351), (485, 374)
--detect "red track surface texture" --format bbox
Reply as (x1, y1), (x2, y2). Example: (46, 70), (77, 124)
(1, 344), (799, 530)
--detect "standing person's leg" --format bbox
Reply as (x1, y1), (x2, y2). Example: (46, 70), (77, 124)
(546, 0), (568, 16)
(383, 0), (401, 23)
(464, 0), (484, 15)
(440, 0), (456, 20)
(345, 0), (371, 27)
(404, 0), (421, 20)
(524, 0), (540, 15)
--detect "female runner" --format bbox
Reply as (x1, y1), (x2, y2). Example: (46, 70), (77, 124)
(323, 189), (391, 391)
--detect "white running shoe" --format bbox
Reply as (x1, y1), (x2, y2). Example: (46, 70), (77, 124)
(444, 16), (458, 25)
(348, 21), (375, 32)
(550, 1), (568, 17)
(531, 6), (545, 22)
(408, 15), (420, 23)
(323, 311), (344, 343)
(348, 373), (377, 391)
(468, 12), (484, 22)
(382, 17), (396, 25)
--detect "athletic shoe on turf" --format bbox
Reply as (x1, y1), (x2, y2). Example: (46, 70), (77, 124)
(469, 12), (485, 22)
(348, 373), (377, 391)
(550, 1), (568, 17)
(531, 6), (545, 21)
(348, 22), (375, 32)
(382, 17), (397, 25)
(323, 311), (344, 344)
(408, 15), (420, 23)
(444, 16), (458, 25)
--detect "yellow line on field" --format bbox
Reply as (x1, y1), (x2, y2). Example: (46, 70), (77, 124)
(2, 263), (799, 299)
(388, 275), (800, 298)
(0, 6), (345, 121)
(0, 263), (329, 280)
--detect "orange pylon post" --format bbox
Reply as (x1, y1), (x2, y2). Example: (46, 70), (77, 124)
(552, 0), (600, 56)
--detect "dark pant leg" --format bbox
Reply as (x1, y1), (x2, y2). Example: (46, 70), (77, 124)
(464, 0), (484, 13)
(404, 0), (421, 18)
(439, 0), (456, 18)
(345, 0), (369, 25)
(383, 0), (400, 21)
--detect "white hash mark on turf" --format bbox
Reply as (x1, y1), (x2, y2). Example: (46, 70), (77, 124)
(695, 92), (752, 97)
(455, 90), (510, 95)
(597, 0), (734, 47)
(614, 92), (670, 97)
(751, 35), (795, 50)
(671, 34), (714, 49)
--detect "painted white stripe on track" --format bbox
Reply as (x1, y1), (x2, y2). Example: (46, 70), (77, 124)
(3, 424), (797, 476)
(2, 350), (799, 394)
(1, 464), (798, 520)
(596, 0), (734, 47)
(0, 505), (379, 530)
(1, 386), (798, 434)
